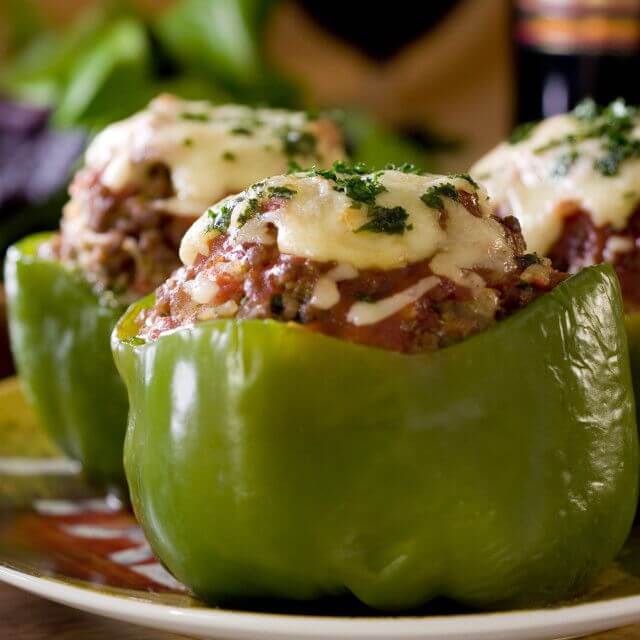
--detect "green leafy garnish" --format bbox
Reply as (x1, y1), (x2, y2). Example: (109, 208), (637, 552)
(573, 97), (599, 121)
(267, 185), (297, 198)
(183, 137), (194, 147)
(420, 183), (459, 210)
(550, 150), (579, 177)
(207, 203), (234, 233)
(509, 121), (537, 144)
(340, 174), (386, 205)
(533, 99), (640, 176)
(451, 173), (479, 189)
(384, 162), (424, 174)
(222, 150), (235, 161)
(356, 206), (411, 235)
(237, 197), (260, 226)
(180, 111), (210, 122)
(230, 126), (252, 136)
(312, 161), (386, 206)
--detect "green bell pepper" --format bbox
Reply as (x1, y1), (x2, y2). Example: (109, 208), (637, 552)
(626, 314), (640, 424)
(113, 264), (638, 610)
(4, 233), (128, 486)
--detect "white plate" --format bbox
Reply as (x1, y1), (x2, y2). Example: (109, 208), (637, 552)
(2, 563), (640, 640)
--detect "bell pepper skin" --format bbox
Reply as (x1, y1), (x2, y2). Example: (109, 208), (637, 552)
(5, 233), (128, 486)
(625, 314), (640, 426)
(113, 264), (638, 611)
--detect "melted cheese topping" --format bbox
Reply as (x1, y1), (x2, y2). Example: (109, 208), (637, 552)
(471, 112), (640, 254)
(83, 94), (344, 217)
(180, 170), (516, 282)
(347, 276), (440, 326)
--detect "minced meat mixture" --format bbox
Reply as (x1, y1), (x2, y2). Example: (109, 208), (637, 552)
(43, 163), (194, 302)
(546, 203), (640, 313)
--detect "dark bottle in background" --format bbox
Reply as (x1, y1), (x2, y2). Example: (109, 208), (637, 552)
(514, 0), (640, 123)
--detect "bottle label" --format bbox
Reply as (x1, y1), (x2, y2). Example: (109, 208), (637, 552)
(515, 0), (640, 53)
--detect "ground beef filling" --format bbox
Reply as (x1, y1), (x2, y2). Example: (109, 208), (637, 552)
(546, 203), (640, 312)
(138, 218), (565, 353)
(43, 165), (196, 302)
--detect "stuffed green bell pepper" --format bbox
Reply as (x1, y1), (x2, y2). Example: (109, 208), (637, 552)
(4, 94), (345, 485)
(113, 166), (638, 610)
(471, 98), (640, 426)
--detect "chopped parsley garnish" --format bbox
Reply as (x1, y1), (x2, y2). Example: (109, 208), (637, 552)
(451, 173), (479, 189)
(207, 203), (234, 233)
(313, 161), (369, 180)
(180, 112), (210, 122)
(339, 174), (386, 205)
(230, 126), (253, 136)
(237, 197), (260, 226)
(310, 161), (414, 235)
(595, 136), (640, 176)
(267, 185), (297, 198)
(509, 121), (537, 144)
(218, 183), (297, 230)
(311, 161), (386, 206)
(222, 151), (236, 161)
(355, 206), (411, 235)
(533, 99), (640, 176)
(280, 128), (317, 157)
(384, 162), (424, 174)
(550, 150), (579, 177)
(420, 183), (459, 210)
(573, 97), (599, 121)
(183, 137), (194, 147)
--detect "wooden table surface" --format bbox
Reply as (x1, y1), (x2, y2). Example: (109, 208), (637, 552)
(0, 580), (636, 640)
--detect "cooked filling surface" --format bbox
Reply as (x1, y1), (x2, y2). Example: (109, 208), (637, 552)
(42, 95), (345, 302)
(471, 99), (640, 311)
(546, 204), (640, 311)
(137, 165), (565, 352)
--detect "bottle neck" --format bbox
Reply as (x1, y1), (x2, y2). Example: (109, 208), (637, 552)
(514, 0), (640, 55)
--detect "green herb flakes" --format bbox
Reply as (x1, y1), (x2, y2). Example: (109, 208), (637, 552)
(180, 112), (210, 122)
(550, 150), (579, 177)
(237, 198), (260, 227)
(451, 173), (479, 189)
(509, 121), (537, 145)
(267, 185), (297, 198)
(421, 183), (459, 210)
(573, 98), (599, 121)
(222, 151), (236, 161)
(534, 99), (640, 176)
(230, 126), (252, 136)
(356, 206), (411, 235)
(207, 204), (234, 233)
(384, 162), (424, 174)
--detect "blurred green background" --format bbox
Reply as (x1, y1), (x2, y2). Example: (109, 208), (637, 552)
(0, 0), (511, 375)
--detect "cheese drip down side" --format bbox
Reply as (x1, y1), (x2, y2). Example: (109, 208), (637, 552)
(347, 276), (441, 326)
(180, 170), (518, 294)
(471, 105), (640, 255)
(82, 94), (345, 218)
